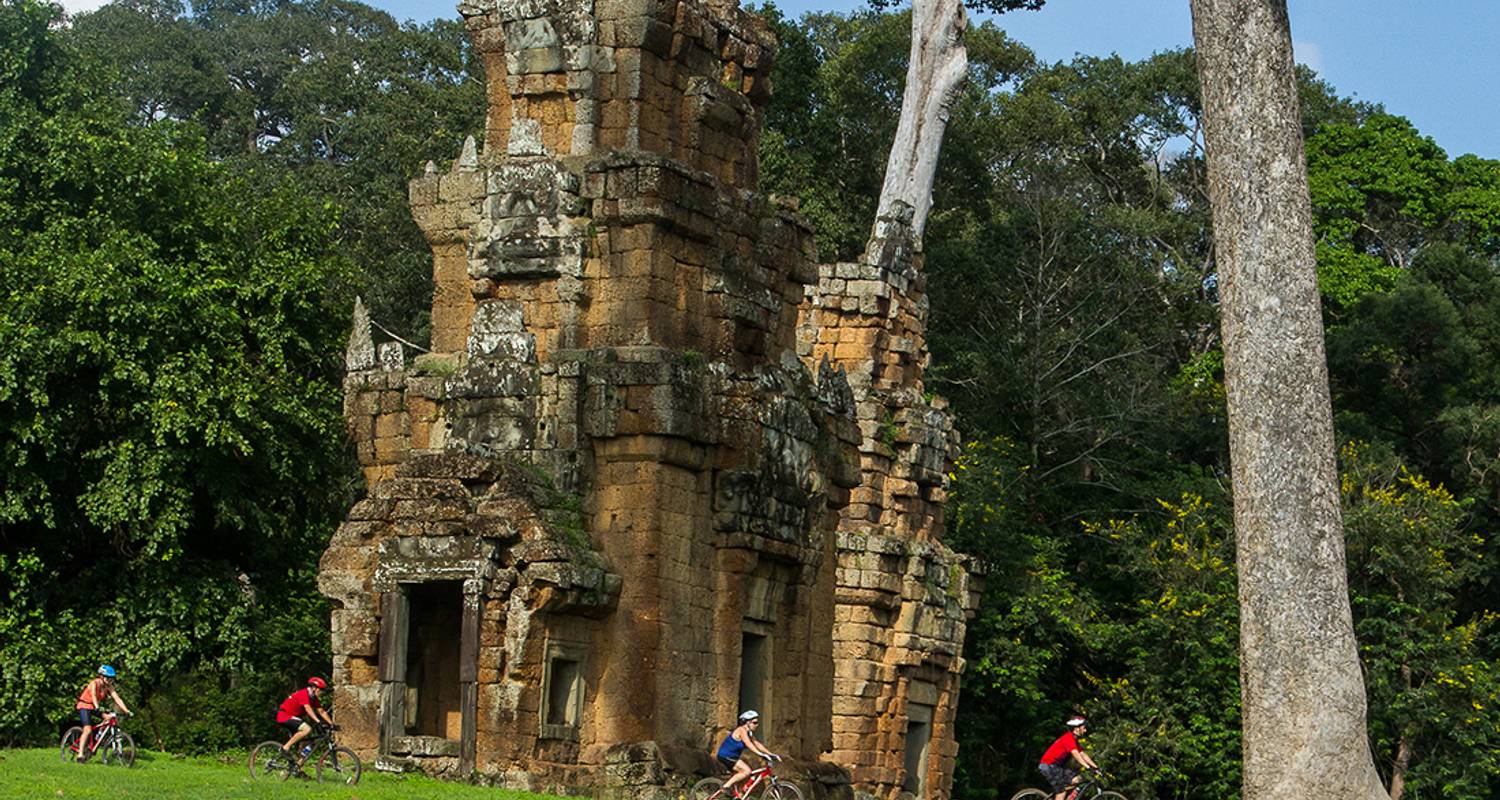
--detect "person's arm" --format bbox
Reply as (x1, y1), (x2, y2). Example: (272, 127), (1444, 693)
(1073, 748), (1098, 771)
(316, 704), (336, 726)
(108, 688), (132, 715)
(746, 732), (777, 760)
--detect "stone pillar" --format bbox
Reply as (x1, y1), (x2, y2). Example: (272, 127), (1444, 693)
(797, 210), (980, 800)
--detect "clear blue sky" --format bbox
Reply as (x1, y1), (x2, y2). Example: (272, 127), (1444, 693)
(365, 0), (1500, 160)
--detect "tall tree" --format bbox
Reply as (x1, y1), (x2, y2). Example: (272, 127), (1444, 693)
(1188, 1), (1389, 797)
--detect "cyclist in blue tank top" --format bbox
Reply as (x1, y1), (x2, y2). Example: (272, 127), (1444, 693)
(715, 710), (779, 797)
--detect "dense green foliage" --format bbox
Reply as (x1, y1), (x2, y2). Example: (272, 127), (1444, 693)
(0, 746), (567, 799)
(0, 0), (486, 753)
(0, 0), (353, 748)
(758, 8), (1500, 799)
(67, 0), (486, 340)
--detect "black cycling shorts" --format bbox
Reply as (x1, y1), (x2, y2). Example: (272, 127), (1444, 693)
(281, 717), (309, 735)
(718, 755), (739, 771)
(1039, 762), (1078, 792)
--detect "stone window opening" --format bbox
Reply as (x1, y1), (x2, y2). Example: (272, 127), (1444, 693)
(902, 702), (933, 796)
(541, 641), (586, 741)
(738, 620), (772, 737)
(903, 680), (939, 797)
(405, 581), (465, 740)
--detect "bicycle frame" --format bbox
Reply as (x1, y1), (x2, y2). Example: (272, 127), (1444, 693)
(76, 715), (119, 756)
(305, 727), (338, 759)
(733, 762), (786, 798)
(739, 767), (770, 797)
(1063, 776), (1104, 800)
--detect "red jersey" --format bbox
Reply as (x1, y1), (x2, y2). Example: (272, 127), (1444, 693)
(76, 678), (111, 711)
(277, 688), (321, 723)
(1041, 732), (1079, 766)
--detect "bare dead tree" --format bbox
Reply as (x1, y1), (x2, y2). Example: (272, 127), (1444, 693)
(869, 0), (1042, 251)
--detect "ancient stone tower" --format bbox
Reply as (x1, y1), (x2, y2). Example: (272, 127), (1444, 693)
(317, 0), (977, 796)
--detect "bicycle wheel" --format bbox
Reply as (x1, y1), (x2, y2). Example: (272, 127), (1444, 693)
(1097, 793), (1128, 800)
(249, 741), (293, 780)
(316, 745), (362, 785)
(766, 781), (805, 800)
(1009, 790), (1049, 800)
(59, 727), (83, 763)
(692, 776), (727, 800)
(102, 732), (136, 767)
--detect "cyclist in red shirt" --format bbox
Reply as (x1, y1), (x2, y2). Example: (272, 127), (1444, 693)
(276, 677), (336, 762)
(75, 665), (132, 763)
(1038, 717), (1099, 800)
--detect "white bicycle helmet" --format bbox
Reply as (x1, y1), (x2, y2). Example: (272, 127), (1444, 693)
(738, 710), (760, 723)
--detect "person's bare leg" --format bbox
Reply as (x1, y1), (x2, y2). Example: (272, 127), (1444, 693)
(282, 723), (312, 757)
(77, 723), (94, 762)
(723, 761), (752, 794)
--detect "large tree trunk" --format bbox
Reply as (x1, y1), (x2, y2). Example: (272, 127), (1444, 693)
(1187, 2), (1389, 799)
(872, 0), (968, 247)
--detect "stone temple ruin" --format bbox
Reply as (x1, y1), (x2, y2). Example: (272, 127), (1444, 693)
(316, 0), (979, 796)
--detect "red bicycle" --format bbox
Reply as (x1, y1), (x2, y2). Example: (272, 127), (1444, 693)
(60, 711), (136, 767)
(691, 757), (803, 800)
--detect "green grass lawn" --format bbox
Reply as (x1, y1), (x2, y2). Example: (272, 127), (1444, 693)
(0, 747), (569, 800)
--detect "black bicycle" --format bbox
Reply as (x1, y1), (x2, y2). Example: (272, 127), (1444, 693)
(1010, 772), (1126, 800)
(248, 723), (361, 785)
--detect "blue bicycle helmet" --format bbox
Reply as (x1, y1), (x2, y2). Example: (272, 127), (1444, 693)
(98, 665), (117, 678)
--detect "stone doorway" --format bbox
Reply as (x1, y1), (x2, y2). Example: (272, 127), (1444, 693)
(377, 573), (483, 773)
(405, 581), (464, 740)
(739, 624), (772, 735)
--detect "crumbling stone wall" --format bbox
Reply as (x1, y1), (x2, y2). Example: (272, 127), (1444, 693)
(796, 210), (980, 800)
(320, 0), (977, 797)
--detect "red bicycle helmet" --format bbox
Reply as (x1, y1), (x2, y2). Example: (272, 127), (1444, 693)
(307, 676), (328, 689)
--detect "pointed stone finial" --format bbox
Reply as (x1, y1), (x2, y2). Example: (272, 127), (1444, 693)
(424, 159), (438, 176)
(377, 341), (406, 371)
(345, 296), (376, 372)
(457, 135), (479, 171)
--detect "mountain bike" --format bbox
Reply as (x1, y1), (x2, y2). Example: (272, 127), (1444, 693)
(691, 756), (803, 800)
(248, 723), (361, 785)
(1010, 771), (1127, 800)
(60, 711), (136, 767)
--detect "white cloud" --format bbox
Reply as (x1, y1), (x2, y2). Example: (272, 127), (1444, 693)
(60, 0), (110, 12)
(1293, 40), (1324, 74)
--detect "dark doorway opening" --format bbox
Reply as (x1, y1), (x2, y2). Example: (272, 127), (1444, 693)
(404, 581), (463, 739)
(739, 629), (770, 734)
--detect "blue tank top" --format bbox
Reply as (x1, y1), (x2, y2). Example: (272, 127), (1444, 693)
(717, 731), (747, 761)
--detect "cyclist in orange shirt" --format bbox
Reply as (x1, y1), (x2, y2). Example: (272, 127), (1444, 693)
(75, 665), (132, 763)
